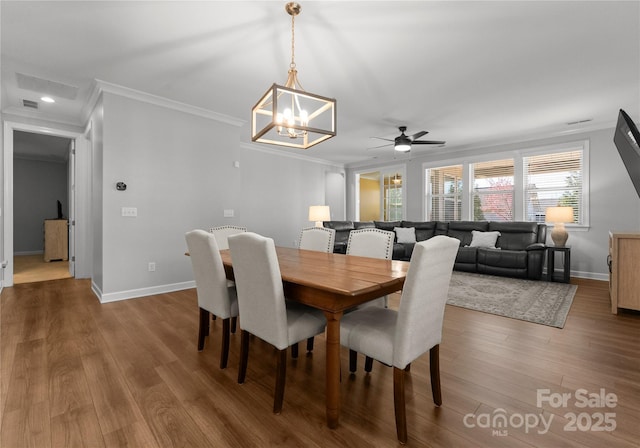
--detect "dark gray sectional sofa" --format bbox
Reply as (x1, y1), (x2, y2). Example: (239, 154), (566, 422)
(323, 220), (547, 280)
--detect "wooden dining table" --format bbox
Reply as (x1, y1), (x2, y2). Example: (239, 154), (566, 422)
(218, 246), (410, 429)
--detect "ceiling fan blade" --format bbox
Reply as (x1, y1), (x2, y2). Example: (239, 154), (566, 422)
(366, 142), (393, 150)
(410, 130), (428, 140)
(412, 140), (446, 145)
(370, 137), (394, 142)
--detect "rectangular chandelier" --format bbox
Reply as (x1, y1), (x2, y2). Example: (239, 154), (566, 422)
(250, 2), (336, 150)
(251, 83), (336, 149)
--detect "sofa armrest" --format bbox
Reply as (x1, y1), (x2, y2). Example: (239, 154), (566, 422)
(525, 243), (546, 251)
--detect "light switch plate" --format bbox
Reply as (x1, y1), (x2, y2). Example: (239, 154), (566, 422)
(122, 207), (137, 217)
(224, 209), (234, 218)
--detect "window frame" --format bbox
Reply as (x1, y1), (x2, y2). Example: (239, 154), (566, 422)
(423, 140), (590, 228)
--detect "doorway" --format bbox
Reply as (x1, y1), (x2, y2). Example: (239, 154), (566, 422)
(355, 166), (406, 221)
(3, 121), (89, 288)
(13, 131), (73, 284)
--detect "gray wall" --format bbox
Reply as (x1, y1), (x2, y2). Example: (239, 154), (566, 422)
(94, 92), (344, 300)
(346, 127), (640, 280)
(13, 158), (68, 253)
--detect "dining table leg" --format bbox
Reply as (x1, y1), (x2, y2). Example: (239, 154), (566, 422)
(324, 310), (343, 429)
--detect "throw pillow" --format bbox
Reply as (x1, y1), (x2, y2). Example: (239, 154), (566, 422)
(394, 227), (416, 244)
(469, 230), (501, 248)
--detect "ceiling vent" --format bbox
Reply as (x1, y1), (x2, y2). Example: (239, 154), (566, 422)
(22, 99), (39, 109)
(16, 72), (78, 100)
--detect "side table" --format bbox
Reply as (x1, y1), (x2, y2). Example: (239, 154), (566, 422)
(547, 245), (571, 283)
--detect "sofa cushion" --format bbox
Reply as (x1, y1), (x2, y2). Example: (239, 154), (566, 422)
(447, 221), (489, 246)
(394, 227), (416, 244)
(488, 222), (539, 250)
(402, 220), (436, 241)
(323, 221), (354, 232)
(354, 221), (375, 229)
(478, 248), (528, 268)
(469, 230), (501, 248)
(374, 220), (401, 232)
(456, 246), (478, 264)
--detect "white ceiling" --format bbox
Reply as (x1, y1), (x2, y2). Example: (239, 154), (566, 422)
(2, 1), (639, 165)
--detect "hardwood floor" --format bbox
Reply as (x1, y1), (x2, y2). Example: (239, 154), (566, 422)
(1, 277), (638, 447)
(13, 254), (72, 284)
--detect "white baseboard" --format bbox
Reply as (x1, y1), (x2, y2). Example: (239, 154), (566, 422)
(570, 270), (608, 282)
(15, 250), (44, 256)
(97, 280), (196, 303)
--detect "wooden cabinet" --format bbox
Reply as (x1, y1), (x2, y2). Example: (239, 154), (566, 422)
(608, 231), (640, 314)
(44, 219), (68, 262)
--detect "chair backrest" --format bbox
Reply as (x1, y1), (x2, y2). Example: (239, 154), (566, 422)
(346, 228), (394, 260)
(298, 227), (336, 253)
(209, 225), (247, 250)
(185, 229), (235, 318)
(228, 232), (289, 350)
(393, 235), (460, 368)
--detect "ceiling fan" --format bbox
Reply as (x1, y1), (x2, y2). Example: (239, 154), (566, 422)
(371, 126), (446, 152)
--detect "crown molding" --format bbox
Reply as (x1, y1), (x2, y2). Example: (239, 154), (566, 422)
(81, 79), (246, 127)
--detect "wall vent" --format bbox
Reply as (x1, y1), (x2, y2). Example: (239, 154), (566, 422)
(22, 99), (39, 109)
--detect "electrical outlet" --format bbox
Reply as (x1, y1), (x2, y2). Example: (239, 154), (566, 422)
(148, 262), (156, 272)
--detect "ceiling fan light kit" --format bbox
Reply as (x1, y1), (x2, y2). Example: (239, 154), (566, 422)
(378, 126), (446, 153)
(251, 2), (337, 150)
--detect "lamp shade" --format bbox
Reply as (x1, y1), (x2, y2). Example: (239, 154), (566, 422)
(545, 206), (574, 223)
(309, 205), (330, 227)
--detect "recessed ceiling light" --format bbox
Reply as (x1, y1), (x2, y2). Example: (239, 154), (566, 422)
(41, 96), (55, 103)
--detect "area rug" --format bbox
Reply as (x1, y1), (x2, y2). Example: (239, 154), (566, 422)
(446, 272), (577, 328)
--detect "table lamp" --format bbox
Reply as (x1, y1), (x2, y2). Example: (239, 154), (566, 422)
(546, 206), (573, 246)
(309, 205), (330, 227)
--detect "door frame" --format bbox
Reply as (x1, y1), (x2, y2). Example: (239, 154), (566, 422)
(354, 164), (407, 221)
(2, 121), (89, 287)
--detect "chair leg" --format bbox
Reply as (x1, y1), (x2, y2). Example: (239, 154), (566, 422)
(198, 308), (209, 351)
(274, 349), (287, 414)
(393, 367), (408, 444)
(430, 345), (442, 406)
(230, 316), (237, 334)
(306, 337), (314, 352)
(220, 318), (230, 369)
(238, 330), (250, 384)
(364, 356), (374, 373)
(349, 349), (357, 373)
(291, 343), (299, 359)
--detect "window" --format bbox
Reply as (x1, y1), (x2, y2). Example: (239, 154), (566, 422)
(472, 159), (514, 221)
(524, 150), (583, 224)
(383, 173), (403, 221)
(423, 140), (588, 225)
(427, 165), (463, 221)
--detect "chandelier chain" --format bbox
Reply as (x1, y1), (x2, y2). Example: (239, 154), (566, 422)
(290, 12), (296, 69)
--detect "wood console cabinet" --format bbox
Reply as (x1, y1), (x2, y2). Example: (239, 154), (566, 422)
(608, 231), (640, 314)
(44, 219), (68, 262)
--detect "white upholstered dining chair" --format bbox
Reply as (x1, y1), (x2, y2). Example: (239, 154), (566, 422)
(228, 232), (327, 414)
(340, 235), (460, 444)
(209, 225), (247, 250)
(345, 227), (395, 372)
(293, 226), (336, 357)
(298, 226), (336, 253)
(185, 229), (239, 369)
(346, 227), (394, 260)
